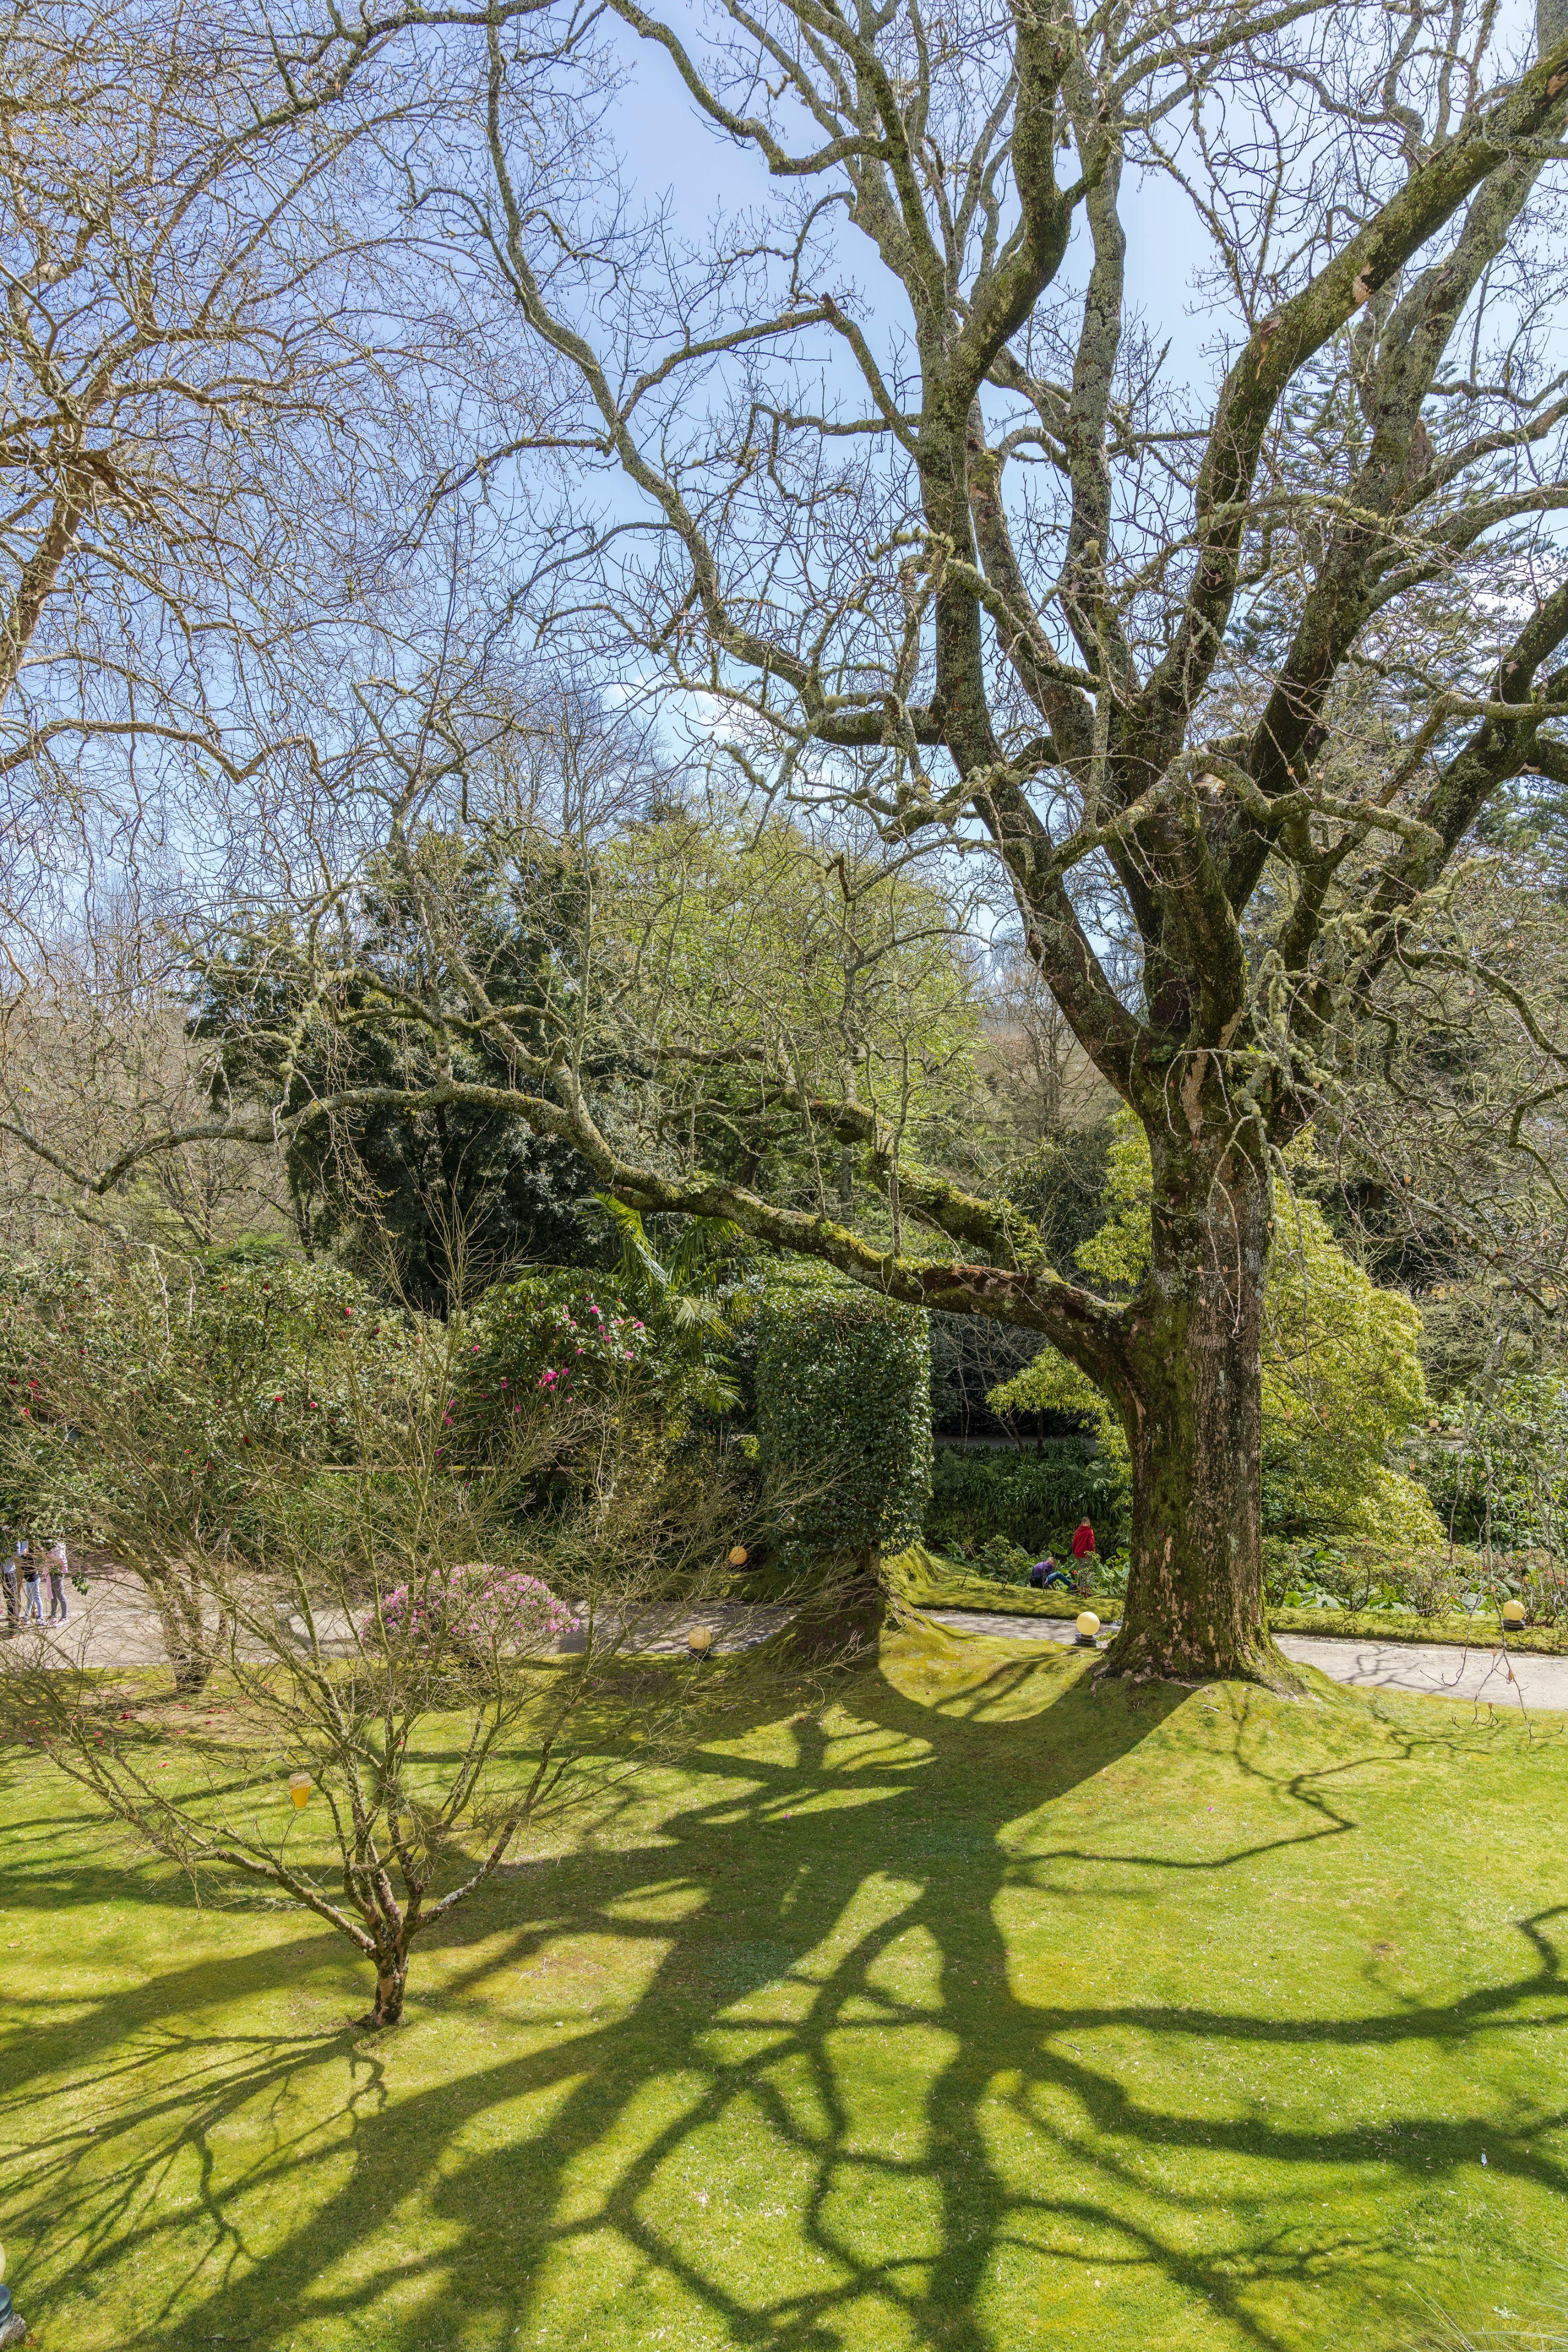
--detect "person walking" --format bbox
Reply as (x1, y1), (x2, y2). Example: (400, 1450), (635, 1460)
(20, 1542), (41, 1624)
(1, 1540), (16, 1634)
(1070, 1519), (1097, 1562)
(46, 1539), (69, 1625)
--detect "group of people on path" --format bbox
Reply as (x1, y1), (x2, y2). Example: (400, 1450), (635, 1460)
(1, 1536), (73, 1632)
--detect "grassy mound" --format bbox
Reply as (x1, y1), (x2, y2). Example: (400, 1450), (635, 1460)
(889, 1540), (1124, 1621)
(2, 1632), (1565, 2350)
(1267, 1604), (1568, 1655)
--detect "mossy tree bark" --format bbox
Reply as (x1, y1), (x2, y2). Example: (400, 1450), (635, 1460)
(1107, 1134), (1291, 1685)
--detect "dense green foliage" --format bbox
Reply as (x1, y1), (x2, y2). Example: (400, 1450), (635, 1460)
(756, 1275), (932, 1566)
(921, 1442), (1119, 1560)
(1004, 1120), (1115, 1273)
(1416, 1376), (1568, 1556)
(604, 810), (989, 1209)
(454, 1270), (664, 1461)
(193, 836), (609, 1310)
(928, 1312), (1047, 1441)
(990, 1118), (1441, 1548)
(0, 1253), (423, 1549)
(454, 1260), (744, 1469)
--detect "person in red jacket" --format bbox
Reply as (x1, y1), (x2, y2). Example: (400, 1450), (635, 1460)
(1070, 1520), (1096, 1561)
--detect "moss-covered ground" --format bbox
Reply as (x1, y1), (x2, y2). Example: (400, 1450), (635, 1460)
(2, 1629), (1566, 2351)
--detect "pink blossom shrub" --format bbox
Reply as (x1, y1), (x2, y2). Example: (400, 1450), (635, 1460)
(367, 1563), (577, 1653)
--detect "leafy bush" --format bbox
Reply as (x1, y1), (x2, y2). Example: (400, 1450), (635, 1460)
(455, 1272), (676, 1464)
(988, 1114), (1440, 1551)
(0, 1254), (424, 1542)
(1258, 1535), (1548, 1621)
(1413, 1377), (1568, 1554)
(971, 1533), (1034, 1584)
(756, 1274), (931, 1567)
(921, 1441), (1119, 1559)
(1088, 1552), (1131, 1600)
(1404, 1554), (1461, 1619)
(1523, 1557), (1568, 1625)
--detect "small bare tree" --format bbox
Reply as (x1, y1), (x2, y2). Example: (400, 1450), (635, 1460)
(0, 1263), (755, 2028)
(0, 922), (291, 1254)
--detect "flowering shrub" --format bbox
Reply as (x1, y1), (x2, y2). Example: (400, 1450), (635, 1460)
(533, 1298), (647, 1397)
(453, 1272), (677, 1462)
(367, 1562), (577, 1653)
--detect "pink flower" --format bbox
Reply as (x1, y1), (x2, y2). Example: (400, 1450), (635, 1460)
(366, 1565), (577, 1652)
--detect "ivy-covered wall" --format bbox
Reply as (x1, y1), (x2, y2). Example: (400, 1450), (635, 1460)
(756, 1275), (932, 1565)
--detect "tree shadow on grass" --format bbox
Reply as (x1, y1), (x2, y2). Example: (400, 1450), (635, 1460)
(4, 1649), (1567, 2352)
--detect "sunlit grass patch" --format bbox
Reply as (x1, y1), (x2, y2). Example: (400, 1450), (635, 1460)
(1, 1632), (1565, 2350)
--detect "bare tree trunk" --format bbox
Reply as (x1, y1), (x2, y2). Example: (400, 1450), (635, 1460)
(1108, 1138), (1293, 1686)
(145, 1570), (220, 1697)
(365, 1958), (409, 2028)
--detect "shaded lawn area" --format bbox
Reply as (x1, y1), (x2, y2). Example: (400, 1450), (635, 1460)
(1, 1631), (1565, 2351)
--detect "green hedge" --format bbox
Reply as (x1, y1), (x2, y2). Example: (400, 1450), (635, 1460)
(922, 1442), (1122, 1559)
(756, 1275), (931, 1565)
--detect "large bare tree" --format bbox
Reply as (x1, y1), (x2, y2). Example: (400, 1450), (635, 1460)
(26, 0), (1568, 1681)
(0, 0), (510, 926)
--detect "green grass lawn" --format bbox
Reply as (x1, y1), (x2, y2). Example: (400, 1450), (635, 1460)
(3, 1631), (1567, 2352)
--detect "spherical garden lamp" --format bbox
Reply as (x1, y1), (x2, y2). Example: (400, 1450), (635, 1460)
(687, 1625), (714, 1657)
(1075, 1612), (1101, 1649)
(727, 1546), (749, 1567)
(288, 1771), (313, 1810)
(1502, 1598), (1527, 1630)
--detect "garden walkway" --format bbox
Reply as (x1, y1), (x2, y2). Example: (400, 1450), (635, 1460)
(8, 1575), (1568, 1710)
(0, 1573), (793, 1670)
(924, 1608), (1568, 1709)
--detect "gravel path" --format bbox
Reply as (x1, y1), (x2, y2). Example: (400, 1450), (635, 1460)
(10, 1578), (1567, 1710)
(923, 1607), (1568, 1710)
(1, 1575), (170, 1667)
(0, 1575), (793, 1671)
